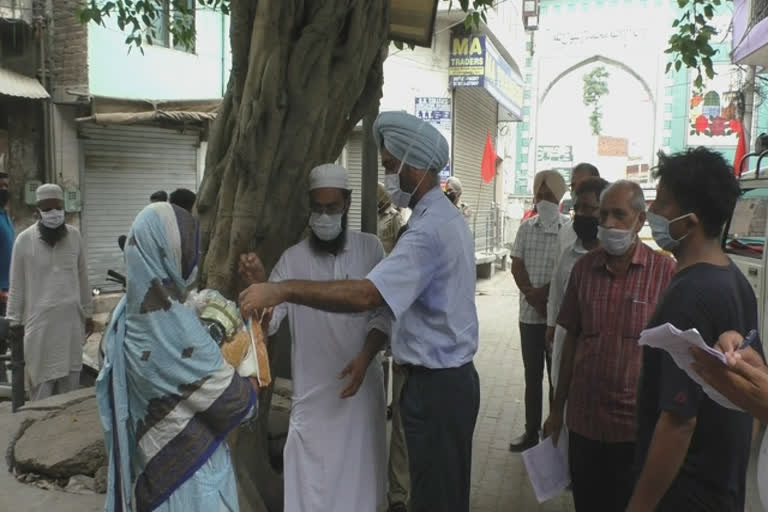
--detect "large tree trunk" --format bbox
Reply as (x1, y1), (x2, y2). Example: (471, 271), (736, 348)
(196, 2), (389, 511)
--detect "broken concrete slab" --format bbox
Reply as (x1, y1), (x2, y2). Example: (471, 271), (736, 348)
(93, 466), (108, 494)
(0, 401), (103, 512)
(14, 397), (106, 479)
(65, 475), (96, 495)
(17, 387), (95, 413)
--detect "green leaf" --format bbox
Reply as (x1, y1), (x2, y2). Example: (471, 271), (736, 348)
(677, 0), (689, 7)
(394, 40), (404, 50)
(675, 60), (682, 72)
(666, 62), (673, 73)
(704, 5), (714, 17)
(672, 19), (681, 27)
(694, 74), (703, 89)
(460, 0), (469, 11)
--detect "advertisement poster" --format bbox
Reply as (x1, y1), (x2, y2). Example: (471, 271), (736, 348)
(537, 145), (573, 184)
(688, 65), (742, 147)
(415, 97), (452, 182)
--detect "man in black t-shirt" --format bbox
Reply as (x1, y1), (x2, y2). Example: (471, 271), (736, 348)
(628, 148), (764, 512)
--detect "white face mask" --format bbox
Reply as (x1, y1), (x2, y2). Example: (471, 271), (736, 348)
(309, 212), (343, 241)
(597, 226), (636, 256)
(536, 200), (559, 224)
(40, 209), (65, 229)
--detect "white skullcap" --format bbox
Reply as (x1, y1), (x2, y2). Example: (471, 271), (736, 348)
(36, 183), (63, 202)
(309, 164), (350, 191)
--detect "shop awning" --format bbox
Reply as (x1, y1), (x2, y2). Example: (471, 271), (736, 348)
(391, 0), (439, 47)
(0, 67), (49, 100)
(75, 96), (219, 126)
(76, 110), (216, 125)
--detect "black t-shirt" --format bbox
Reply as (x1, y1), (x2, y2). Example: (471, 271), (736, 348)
(635, 262), (762, 511)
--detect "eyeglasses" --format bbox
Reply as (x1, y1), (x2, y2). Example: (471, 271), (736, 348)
(310, 203), (346, 215)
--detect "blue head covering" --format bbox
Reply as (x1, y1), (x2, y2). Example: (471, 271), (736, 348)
(97, 203), (255, 512)
(373, 111), (450, 171)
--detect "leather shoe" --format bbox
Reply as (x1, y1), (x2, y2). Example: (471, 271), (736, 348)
(509, 431), (538, 452)
(389, 503), (407, 512)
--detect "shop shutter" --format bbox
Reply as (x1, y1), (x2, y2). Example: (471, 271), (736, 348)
(81, 123), (200, 289)
(453, 87), (499, 252)
(344, 130), (385, 232)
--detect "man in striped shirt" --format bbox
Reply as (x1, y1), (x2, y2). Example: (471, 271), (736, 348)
(544, 180), (675, 512)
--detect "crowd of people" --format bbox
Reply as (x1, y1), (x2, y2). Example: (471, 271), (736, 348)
(511, 148), (768, 512)
(1, 109), (768, 512)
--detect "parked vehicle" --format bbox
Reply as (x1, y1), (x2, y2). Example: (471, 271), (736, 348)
(725, 174), (768, 334)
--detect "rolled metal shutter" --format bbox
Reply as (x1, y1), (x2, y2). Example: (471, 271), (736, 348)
(453, 88), (498, 252)
(81, 123), (200, 289)
(344, 130), (385, 232)
(346, 132), (363, 231)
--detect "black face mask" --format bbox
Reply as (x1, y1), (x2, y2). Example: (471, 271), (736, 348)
(573, 215), (599, 243)
(0, 190), (9, 208)
(445, 190), (457, 203)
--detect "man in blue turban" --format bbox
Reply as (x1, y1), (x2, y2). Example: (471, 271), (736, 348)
(240, 111), (480, 512)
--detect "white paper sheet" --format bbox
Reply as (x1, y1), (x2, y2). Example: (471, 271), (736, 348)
(637, 323), (743, 411)
(522, 436), (570, 503)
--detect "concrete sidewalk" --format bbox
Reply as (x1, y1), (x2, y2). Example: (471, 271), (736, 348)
(470, 272), (574, 511)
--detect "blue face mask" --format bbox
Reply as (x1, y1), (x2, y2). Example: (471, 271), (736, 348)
(647, 211), (692, 252)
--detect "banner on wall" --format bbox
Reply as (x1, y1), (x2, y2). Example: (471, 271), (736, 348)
(415, 96), (452, 183)
(537, 145), (573, 186)
(688, 65), (743, 148)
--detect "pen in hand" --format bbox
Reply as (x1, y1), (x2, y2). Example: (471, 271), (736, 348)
(738, 329), (758, 352)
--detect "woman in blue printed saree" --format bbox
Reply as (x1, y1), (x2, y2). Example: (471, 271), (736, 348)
(96, 202), (257, 512)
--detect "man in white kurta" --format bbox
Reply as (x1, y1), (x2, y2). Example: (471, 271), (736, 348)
(268, 164), (389, 512)
(6, 184), (92, 401)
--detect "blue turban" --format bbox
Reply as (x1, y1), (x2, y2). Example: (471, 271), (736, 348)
(373, 111), (450, 172)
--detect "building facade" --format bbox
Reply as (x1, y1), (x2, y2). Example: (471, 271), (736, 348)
(507, 0), (768, 235)
(46, 1), (230, 290)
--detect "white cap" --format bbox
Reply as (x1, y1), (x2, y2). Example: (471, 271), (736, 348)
(309, 164), (350, 191)
(36, 183), (63, 202)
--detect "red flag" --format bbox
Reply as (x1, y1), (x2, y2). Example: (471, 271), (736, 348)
(734, 120), (747, 177)
(481, 133), (498, 184)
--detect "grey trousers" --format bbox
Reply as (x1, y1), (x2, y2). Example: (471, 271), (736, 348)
(30, 372), (80, 402)
(401, 362), (480, 512)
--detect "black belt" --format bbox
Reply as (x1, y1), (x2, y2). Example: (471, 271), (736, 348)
(399, 361), (472, 376)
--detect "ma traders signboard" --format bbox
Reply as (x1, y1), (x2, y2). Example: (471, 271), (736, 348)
(449, 34), (523, 120)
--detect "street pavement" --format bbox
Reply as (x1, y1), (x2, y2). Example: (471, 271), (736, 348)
(471, 272), (574, 511)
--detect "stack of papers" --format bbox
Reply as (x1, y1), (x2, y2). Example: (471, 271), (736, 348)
(522, 436), (570, 503)
(638, 323), (743, 411)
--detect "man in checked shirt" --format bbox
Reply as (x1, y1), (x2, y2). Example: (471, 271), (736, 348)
(509, 170), (569, 452)
(543, 180), (675, 512)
